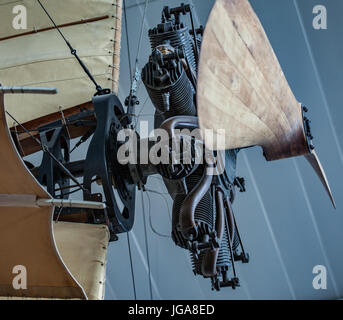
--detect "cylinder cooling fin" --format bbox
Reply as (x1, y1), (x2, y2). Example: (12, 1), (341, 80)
(141, 52), (196, 126)
(148, 21), (197, 73)
(172, 173), (240, 278)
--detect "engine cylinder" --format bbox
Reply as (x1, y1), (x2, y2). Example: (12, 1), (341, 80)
(149, 23), (197, 73)
(142, 61), (195, 118)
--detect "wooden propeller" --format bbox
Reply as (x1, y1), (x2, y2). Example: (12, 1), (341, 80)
(197, 0), (335, 208)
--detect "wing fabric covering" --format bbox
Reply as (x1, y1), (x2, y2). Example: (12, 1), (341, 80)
(53, 222), (110, 300)
(0, 93), (86, 299)
(0, 0), (122, 126)
(197, 0), (335, 207)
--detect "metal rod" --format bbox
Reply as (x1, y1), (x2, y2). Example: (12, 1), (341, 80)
(189, 8), (199, 64)
(232, 210), (247, 257)
(0, 194), (106, 210)
(0, 86), (57, 95)
(37, 198), (106, 210)
(223, 198), (237, 278)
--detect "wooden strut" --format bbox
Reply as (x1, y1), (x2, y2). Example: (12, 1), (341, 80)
(0, 15), (110, 42)
(11, 101), (95, 157)
(0, 86), (57, 95)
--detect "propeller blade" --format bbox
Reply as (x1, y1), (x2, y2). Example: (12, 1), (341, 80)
(197, 0), (335, 208)
(197, 0), (310, 161)
(304, 151), (336, 209)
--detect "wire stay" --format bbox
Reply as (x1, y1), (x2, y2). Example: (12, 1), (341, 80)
(36, 0), (110, 96)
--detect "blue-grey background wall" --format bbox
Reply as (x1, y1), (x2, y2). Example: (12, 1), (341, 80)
(26, 0), (343, 299)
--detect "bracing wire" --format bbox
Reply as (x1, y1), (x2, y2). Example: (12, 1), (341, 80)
(54, 207), (63, 223)
(126, 232), (137, 300)
(123, 0), (133, 81)
(144, 191), (171, 238)
(132, 0), (149, 78)
(136, 96), (150, 117)
(123, 0), (156, 301)
(36, 0), (106, 95)
(145, 188), (172, 222)
(133, 96), (150, 129)
(141, 191), (153, 300)
(123, 0), (138, 301)
(126, 0), (149, 117)
(147, 188), (187, 197)
(58, 186), (82, 197)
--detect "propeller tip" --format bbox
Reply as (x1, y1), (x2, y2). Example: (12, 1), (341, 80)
(304, 151), (336, 210)
(331, 199), (336, 210)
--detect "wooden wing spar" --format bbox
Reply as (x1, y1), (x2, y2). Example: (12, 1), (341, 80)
(197, 0), (335, 208)
(0, 0), (122, 133)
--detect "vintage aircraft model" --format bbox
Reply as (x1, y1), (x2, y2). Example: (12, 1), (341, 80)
(0, 0), (334, 299)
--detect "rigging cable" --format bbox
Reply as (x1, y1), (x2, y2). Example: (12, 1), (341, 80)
(123, 0), (133, 81)
(36, 0), (109, 96)
(123, 0), (152, 300)
(145, 187), (172, 222)
(141, 191), (153, 300)
(123, 0), (139, 301)
(189, 6), (199, 64)
(144, 191), (171, 238)
(133, 96), (149, 129)
(123, 0), (149, 125)
(132, 0), (149, 81)
(126, 232), (137, 300)
(54, 206), (63, 223)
